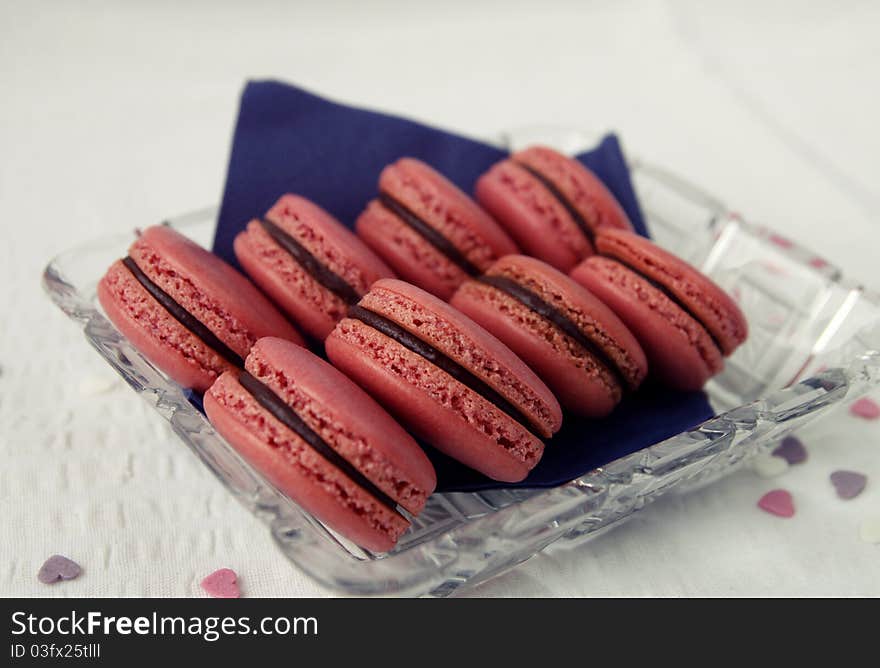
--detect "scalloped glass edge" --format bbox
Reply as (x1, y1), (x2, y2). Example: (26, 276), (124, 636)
(42, 128), (880, 597)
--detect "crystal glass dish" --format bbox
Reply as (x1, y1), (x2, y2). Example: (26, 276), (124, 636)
(42, 129), (880, 597)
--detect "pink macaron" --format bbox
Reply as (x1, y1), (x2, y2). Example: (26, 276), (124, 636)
(98, 225), (304, 393)
(325, 278), (562, 483)
(570, 229), (748, 391)
(451, 255), (647, 417)
(475, 145), (632, 272)
(205, 338), (436, 552)
(234, 194), (395, 341)
(356, 158), (518, 300)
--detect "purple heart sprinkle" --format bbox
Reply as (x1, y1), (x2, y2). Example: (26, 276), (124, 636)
(850, 397), (880, 420)
(772, 435), (808, 465)
(830, 470), (867, 500)
(37, 555), (81, 584)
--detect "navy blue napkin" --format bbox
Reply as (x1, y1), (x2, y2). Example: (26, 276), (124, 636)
(214, 80), (648, 264)
(213, 80), (713, 492)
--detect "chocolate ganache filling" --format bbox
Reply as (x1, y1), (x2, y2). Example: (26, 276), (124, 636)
(238, 370), (403, 516)
(514, 161), (595, 245)
(478, 274), (632, 391)
(258, 217), (361, 305)
(122, 256), (245, 368)
(347, 304), (543, 437)
(378, 193), (481, 276)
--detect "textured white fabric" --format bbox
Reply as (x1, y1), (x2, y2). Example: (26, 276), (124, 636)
(1, 0), (878, 597)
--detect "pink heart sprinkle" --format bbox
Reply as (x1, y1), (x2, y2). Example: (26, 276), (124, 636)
(38, 555), (82, 584)
(850, 397), (880, 420)
(758, 489), (795, 518)
(201, 568), (240, 598)
(830, 470), (867, 500)
(772, 436), (808, 465)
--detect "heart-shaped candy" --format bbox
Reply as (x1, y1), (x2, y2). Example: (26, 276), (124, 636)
(751, 454), (789, 478)
(850, 397), (880, 420)
(772, 436), (807, 465)
(830, 470), (867, 500)
(758, 489), (795, 518)
(201, 568), (240, 598)
(38, 555), (82, 584)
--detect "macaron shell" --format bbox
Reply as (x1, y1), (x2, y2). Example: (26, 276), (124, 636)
(267, 194), (395, 292)
(98, 226), (303, 392)
(133, 225), (304, 352)
(98, 260), (234, 392)
(571, 256), (722, 390)
(204, 376), (405, 553)
(235, 195), (394, 341)
(483, 254), (648, 387)
(235, 222), (347, 341)
(513, 146), (633, 234)
(453, 281), (618, 416)
(380, 158), (517, 269)
(360, 278), (562, 437)
(595, 229), (748, 355)
(450, 255), (647, 416)
(325, 320), (541, 482)
(246, 337), (436, 511)
(356, 199), (467, 300)
(475, 160), (591, 271)
(357, 158), (517, 299)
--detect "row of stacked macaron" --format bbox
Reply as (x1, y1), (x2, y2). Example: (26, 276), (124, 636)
(98, 146), (747, 551)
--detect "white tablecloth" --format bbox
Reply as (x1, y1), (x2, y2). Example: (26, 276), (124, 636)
(2, 0), (878, 597)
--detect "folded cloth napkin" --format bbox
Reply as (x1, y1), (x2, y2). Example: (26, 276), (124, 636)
(213, 79), (713, 491)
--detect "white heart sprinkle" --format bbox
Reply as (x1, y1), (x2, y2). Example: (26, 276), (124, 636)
(860, 517), (880, 544)
(751, 454), (789, 478)
(78, 375), (119, 396)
